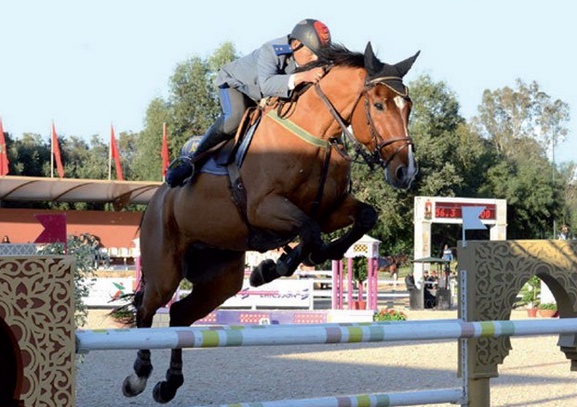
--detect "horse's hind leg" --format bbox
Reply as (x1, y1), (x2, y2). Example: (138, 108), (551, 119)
(152, 252), (244, 404)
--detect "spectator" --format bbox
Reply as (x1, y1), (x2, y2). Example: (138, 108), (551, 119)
(558, 224), (572, 240)
(424, 285), (437, 309)
(427, 270), (439, 289)
(404, 271), (416, 291)
(1, 235), (10, 244)
(423, 269), (438, 309)
(442, 244), (453, 267)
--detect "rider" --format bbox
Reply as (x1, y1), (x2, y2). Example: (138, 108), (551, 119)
(165, 18), (332, 187)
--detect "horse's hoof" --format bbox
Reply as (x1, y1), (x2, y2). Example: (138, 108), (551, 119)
(249, 269), (265, 287)
(152, 381), (176, 404)
(122, 374), (147, 397)
(250, 259), (277, 287)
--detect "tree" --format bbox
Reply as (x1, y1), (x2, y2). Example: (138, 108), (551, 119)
(558, 163), (577, 230)
(409, 75), (466, 198)
(9, 133), (50, 177)
(474, 79), (569, 158)
(132, 98), (172, 181)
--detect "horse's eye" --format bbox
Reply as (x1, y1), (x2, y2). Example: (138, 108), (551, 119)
(374, 102), (385, 111)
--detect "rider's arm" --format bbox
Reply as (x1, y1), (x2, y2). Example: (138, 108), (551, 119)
(256, 40), (293, 98)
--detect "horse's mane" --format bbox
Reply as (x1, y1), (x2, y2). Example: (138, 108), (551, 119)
(295, 43), (365, 72)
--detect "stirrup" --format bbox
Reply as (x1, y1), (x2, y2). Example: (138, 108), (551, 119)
(165, 156), (195, 187)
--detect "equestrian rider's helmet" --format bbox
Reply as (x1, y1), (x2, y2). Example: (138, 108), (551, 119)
(290, 19), (331, 55)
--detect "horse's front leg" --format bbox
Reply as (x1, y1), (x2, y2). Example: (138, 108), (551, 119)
(249, 196), (325, 286)
(122, 291), (156, 398)
(308, 195), (378, 265)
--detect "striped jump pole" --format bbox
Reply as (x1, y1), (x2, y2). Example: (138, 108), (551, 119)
(191, 388), (464, 407)
(76, 318), (577, 352)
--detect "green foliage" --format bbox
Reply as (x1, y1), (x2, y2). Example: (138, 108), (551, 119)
(479, 143), (563, 238)
(350, 256), (368, 283)
(475, 79), (569, 157)
(519, 276), (541, 307)
(374, 308), (407, 321)
(409, 75), (466, 198)
(132, 98), (172, 181)
(8, 133), (51, 176)
(538, 302), (557, 310)
(36, 234), (100, 329)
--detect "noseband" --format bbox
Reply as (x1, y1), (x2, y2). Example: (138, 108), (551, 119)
(363, 83), (414, 170)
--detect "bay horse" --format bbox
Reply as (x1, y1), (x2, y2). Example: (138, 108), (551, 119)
(378, 254), (409, 282)
(123, 42), (419, 403)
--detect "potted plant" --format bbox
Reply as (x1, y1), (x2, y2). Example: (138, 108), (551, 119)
(538, 302), (558, 318)
(520, 276), (541, 317)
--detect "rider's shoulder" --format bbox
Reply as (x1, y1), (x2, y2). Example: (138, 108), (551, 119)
(261, 36), (292, 56)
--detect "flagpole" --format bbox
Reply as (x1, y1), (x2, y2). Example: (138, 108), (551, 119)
(162, 122), (168, 182)
(50, 122), (54, 178)
(108, 124), (113, 181)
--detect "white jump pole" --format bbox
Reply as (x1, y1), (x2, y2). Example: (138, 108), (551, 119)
(191, 387), (464, 407)
(76, 318), (577, 353)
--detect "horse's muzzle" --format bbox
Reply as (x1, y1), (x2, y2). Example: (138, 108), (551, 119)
(384, 147), (418, 189)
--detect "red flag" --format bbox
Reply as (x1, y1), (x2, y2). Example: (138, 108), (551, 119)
(52, 122), (65, 178)
(0, 117), (9, 176)
(161, 122), (169, 177)
(110, 125), (124, 181)
(34, 213), (67, 245)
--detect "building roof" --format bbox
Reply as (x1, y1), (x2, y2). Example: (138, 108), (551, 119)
(0, 176), (161, 206)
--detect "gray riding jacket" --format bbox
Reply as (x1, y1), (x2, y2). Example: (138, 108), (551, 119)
(215, 36), (297, 102)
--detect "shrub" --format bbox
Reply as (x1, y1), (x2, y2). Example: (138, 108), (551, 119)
(352, 256), (368, 283)
(374, 308), (407, 321)
(538, 302), (557, 310)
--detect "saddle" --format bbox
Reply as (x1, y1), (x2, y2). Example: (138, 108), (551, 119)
(197, 102), (267, 176)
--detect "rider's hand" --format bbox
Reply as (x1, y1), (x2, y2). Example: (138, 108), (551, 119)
(293, 67), (325, 86)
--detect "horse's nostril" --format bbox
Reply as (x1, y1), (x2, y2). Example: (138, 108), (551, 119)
(396, 166), (407, 180)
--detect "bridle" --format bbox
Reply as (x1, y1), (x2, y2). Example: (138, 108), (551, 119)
(314, 79), (415, 171)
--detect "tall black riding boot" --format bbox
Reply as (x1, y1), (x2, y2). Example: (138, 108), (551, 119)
(165, 117), (228, 187)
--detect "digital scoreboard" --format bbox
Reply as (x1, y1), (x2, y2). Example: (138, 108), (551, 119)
(433, 201), (497, 220)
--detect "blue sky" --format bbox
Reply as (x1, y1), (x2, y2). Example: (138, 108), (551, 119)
(1, 0), (575, 163)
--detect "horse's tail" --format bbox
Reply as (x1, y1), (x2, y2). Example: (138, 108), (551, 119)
(134, 205), (147, 239)
(107, 292), (139, 327)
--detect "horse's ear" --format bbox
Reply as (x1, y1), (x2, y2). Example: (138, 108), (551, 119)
(364, 42), (384, 78)
(394, 50), (421, 78)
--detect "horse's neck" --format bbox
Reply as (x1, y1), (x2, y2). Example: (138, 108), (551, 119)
(291, 68), (366, 138)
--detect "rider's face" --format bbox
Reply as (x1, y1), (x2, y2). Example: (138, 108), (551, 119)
(292, 41), (318, 66)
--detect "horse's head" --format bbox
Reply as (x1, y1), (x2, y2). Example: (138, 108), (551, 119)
(349, 43), (419, 189)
